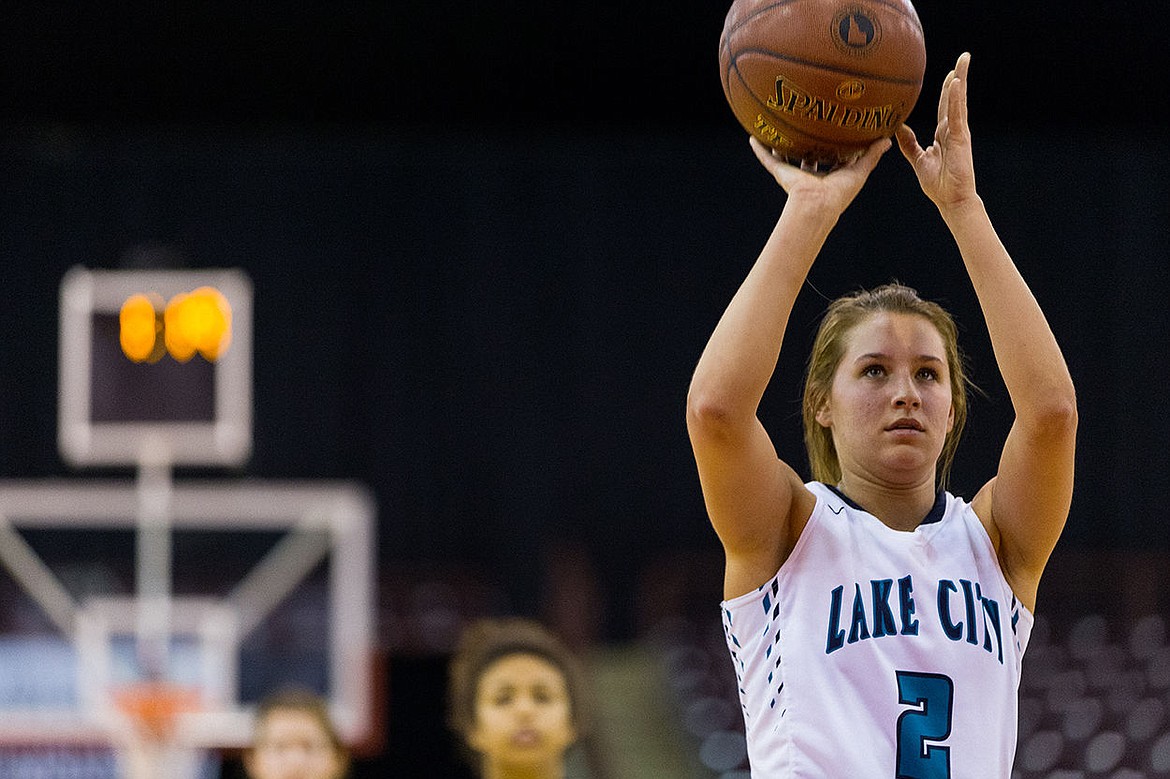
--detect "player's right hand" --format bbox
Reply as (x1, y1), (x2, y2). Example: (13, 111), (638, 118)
(751, 135), (891, 216)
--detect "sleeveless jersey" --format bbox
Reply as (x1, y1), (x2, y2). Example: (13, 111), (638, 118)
(721, 481), (1032, 779)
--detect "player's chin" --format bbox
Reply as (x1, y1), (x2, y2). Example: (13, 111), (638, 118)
(877, 446), (940, 475)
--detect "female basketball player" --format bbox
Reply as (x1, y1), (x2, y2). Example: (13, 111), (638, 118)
(448, 618), (593, 779)
(244, 689), (349, 779)
(687, 53), (1076, 777)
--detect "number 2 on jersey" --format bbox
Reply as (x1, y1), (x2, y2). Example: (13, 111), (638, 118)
(895, 671), (954, 779)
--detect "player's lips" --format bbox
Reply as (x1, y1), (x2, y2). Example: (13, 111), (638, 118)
(511, 728), (541, 747)
(885, 418), (925, 432)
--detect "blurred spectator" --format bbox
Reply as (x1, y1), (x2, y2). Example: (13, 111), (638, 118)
(448, 617), (604, 778)
(244, 688), (349, 779)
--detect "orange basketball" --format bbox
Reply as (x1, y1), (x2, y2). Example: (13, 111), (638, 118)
(719, 0), (926, 169)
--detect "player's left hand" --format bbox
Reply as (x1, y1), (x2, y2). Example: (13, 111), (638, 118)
(896, 52), (977, 214)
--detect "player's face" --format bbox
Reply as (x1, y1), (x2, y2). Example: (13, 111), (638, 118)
(468, 653), (577, 770)
(245, 709), (345, 779)
(817, 312), (954, 484)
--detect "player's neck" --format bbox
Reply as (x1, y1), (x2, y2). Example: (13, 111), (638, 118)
(835, 473), (937, 531)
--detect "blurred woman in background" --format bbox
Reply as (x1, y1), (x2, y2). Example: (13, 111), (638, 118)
(244, 688), (349, 779)
(448, 617), (599, 779)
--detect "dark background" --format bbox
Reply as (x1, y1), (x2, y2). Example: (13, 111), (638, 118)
(1, 2), (1168, 771)
(2, 2), (1165, 131)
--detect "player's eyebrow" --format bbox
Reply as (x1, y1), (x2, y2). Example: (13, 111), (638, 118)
(853, 352), (943, 363)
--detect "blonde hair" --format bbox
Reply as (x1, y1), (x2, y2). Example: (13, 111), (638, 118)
(248, 687), (349, 776)
(801, 283), (971, 490)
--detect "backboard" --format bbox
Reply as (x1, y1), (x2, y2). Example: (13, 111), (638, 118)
(0, 479), (377, 756)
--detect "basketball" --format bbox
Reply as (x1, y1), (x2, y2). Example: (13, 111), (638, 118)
(719, 0), (926, 169)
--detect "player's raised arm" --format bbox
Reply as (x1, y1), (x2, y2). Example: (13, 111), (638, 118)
(686, 137), (890, 598)
(896, 53), (1077, 609)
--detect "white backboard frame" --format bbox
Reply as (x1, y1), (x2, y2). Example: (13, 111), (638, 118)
(0, 479), (376, 750)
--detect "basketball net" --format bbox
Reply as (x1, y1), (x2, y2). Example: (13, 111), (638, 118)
(110, 680), (205, 779)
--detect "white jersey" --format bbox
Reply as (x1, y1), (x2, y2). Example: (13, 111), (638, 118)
(721, 481), (1032, 779)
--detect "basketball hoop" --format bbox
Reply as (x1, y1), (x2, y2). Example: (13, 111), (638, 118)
(108, 681), (208, 779)
(111, 681), (202, 742)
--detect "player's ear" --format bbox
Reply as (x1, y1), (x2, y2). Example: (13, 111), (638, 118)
(815, 401), (832, 428)
(466, 724), (487, 752)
